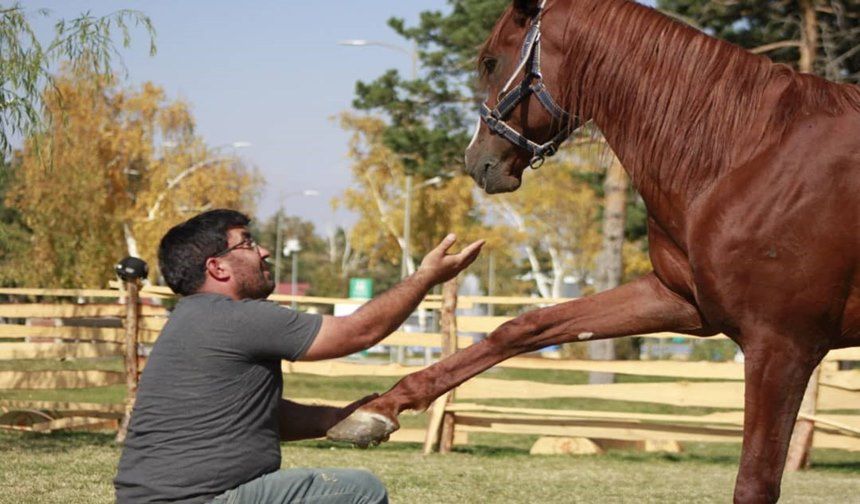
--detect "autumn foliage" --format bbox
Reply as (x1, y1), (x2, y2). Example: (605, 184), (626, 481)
(2, 69), (260, 287)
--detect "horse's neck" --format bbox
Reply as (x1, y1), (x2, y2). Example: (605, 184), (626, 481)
(562, 0), (779, 231)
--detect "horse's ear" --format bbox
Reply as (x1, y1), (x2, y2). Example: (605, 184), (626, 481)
(513, 0), (541, 17)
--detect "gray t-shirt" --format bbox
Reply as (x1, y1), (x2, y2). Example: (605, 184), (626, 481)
(114, 293), (322, 503)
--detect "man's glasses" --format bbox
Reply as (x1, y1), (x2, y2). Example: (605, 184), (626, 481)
(212, 237), (259, 258)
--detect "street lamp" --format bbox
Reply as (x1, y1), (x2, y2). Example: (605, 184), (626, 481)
(338, 40), (418, 80)
(339, 39), (419, 278)
(274, 190), (319, 289)
(283, 238), (302, 309)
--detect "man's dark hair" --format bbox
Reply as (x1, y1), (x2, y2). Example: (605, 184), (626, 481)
(158, 209), (251, 296)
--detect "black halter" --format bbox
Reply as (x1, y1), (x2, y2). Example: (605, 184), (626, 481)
(479, 0), (579, 169)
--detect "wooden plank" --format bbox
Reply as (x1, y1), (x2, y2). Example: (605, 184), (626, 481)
(637, 332), (729, 340)
(499, 357), (744, 380)
(800, 414), (860, 437)
(455, 412), (744, 437)
(457, 316), (513, 333)
(0, 342), (122, 360)
(458, 296), (574, 306)
(0, 288), (124, 298)
(820, 369), (860, 391)
(27, 416), (118, 433)
(826, 347), (860, 361)
(446, 403), (746, 425)
(0, 303), (125, 318)
(138, 329), (160, 345)
(0, 324), (124, 342)
(813, 432), (860, 452)
(138, 317), (168, 331)
(456, 378), (858, 411)
(457, 420), (742, 443)
(0, 370), (123, 389)
(106, 283), (175, 299)
(451, 409), (859, 439)
(456, 421), (860, 451)
(381, 332), (472, 349)
(0, 303), (167, 318)
(423, 394), (450, 454)
(271, 296), (443, 311)
(0, 400), (124, 415)
(283, 361), (425, 377)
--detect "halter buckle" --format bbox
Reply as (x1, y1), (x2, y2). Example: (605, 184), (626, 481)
(529, 155), (545, 170)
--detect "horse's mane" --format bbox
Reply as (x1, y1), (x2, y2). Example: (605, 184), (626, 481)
(484, 0), (860, 197)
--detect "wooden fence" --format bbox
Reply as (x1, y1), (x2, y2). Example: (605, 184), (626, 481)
(1, 284), (859, 457)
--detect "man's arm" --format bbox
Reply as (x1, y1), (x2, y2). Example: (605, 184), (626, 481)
(279, 395), (376, 441)
(300, 234), (483, 361)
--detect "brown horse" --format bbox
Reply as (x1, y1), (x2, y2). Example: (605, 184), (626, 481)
(328, 0), (860, 501)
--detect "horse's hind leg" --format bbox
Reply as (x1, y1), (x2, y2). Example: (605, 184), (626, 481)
(733, 332), (825, 504)
(327, 273), (707, 446)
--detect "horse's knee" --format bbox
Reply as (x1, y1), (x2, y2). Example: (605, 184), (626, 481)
(486, 312), (540, 352)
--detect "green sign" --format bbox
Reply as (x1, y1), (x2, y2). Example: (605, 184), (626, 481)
(348, 278), (374, 299)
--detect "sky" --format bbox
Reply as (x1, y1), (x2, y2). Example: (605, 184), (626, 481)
(26, 0), (654, 232)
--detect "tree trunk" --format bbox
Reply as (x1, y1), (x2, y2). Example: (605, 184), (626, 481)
(588, 157), (627, 384)
(798, 0), (819, 75)
(786, 0), (820, 471)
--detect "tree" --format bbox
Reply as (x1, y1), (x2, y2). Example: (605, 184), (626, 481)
(2, 69), (260, 287)
(1, 3), (156, 153)
(335, 112), (511, 293)
(0, 155), (28, 278)
(352, 0), (510, 177)
(345, 0), (655, 306)
(657, 0), (859, 82)
(487, 154), (603, 300)
(253, 212), (353, 300)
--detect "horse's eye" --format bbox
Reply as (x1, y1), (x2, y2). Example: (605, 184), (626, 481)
(481, 57), (498, 76)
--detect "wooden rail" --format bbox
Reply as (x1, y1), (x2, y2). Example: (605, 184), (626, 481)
(1, 286), (857, 454)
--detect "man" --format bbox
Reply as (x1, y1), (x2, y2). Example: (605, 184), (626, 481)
(114, 209), (483, 503)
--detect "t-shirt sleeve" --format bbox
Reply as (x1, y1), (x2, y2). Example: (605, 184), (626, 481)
(233, 299), (322, 361)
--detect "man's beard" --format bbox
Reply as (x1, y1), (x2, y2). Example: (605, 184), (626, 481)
(235, 261), (275, 300)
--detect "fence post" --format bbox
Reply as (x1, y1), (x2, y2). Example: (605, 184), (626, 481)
(114, 257), (148, 444)
(423, 277), (459, 454)
(786, 364), (823, 470)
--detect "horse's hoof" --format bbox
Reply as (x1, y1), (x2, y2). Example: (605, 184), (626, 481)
(326, 410), (397, 448)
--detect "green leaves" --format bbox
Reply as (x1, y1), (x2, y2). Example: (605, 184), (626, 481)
(656, 0), (859, 82)
(0, 3), (156, 153)
(351, 0), (510, 177)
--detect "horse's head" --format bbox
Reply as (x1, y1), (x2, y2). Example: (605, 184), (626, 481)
(465, 0), (576, 194)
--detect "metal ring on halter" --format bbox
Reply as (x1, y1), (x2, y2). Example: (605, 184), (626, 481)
(530, 155), (546, 169)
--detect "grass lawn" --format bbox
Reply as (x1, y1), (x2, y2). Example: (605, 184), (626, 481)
(1, 432), (859, 504)
(1, 359), (859, 502)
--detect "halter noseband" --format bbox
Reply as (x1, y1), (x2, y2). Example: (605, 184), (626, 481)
(479, 0), (580, 169)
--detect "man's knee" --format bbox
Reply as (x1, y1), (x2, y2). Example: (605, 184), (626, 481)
(326, 469), (388, 504)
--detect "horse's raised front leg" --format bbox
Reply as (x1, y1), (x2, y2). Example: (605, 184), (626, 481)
(327, 273), (707, 446)
(733, 333), (825, 504)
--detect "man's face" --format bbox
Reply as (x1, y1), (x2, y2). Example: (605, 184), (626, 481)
(222, 227), (275, 299)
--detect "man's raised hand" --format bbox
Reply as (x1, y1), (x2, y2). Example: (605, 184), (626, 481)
(417, 234), (485, 285)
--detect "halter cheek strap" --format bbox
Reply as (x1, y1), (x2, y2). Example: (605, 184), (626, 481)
(479, 0), (581, 169)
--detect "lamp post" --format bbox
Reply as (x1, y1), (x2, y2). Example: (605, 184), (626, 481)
(274, 190), (319, 289)
(283, 238), (302, 309)
(339, 39), (419, 279)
